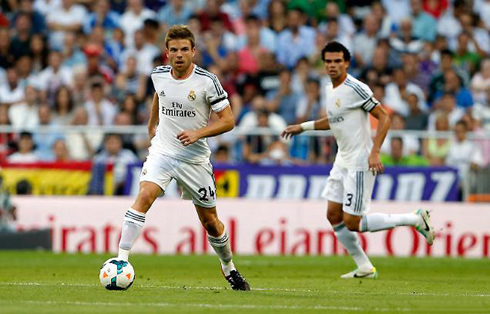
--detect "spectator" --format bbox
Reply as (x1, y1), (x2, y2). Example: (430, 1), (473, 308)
(410, 0), (437, 42)
(370, 0), (394, 38)
(84, 43), (114, 84)
(428, 49), (467, 103)
(10, 12), (33, 58)
(33, 103), (63, 160)
(157, 0), (193, 28)
(213, 143), (231, 164)
(383, 67), (426, 117)
(446, 120), (485, 199)
(11, 0), (46, 35)
(380, 137), (429, 166)
(458, 12), (489, 55)
(436, 0), (464, 46)
(353, 14), (379, 68)
(198, 0), (234, 33)
(119, 94), (145, 125)
(360, 46), (393, 87)
(258, 139), (299, 166)
(382, 0), (410, 21)
(266, 0), (287, 35)
(239, 96), (287, 133)
(120, 29), (160, 76)
(51, 85), (74, 126)
(46, 0), (86, 50)
(323, 18), (352, 54)
(429, 92), (465, 130)
(83, 0), (120, 35)
(8, 85), (39, 130)
(0, 67), (25, 107)
(382, 113), (420, 156)
(433, 69), (473, 109)
(266, 69), (302, 125)
(7, 131), (38, 163)
(423, 113), (451, 166)
(402, 52), (433, 94)
(390, 18), (424, 56)
(236, 15), (269, 75)
(236, 14), (276, 55)
(423, 0), (448, 18)
(0, 28), (13, 69)
(0, 105), (15, 160)
(93, 133), (139, 195)
(35, 50), (73, 101)
(119, 0), (156, 49)
(472, 88), (490, 131)
(61, 31), (86, 69)
(201, 17), (237, 68)
(323, 2), (355, 37)
(84, 81), (117, 126)
(405, 92), (429, 130)
(453, 31), (482, 76)
(66, 106), (103, 160)
(29, 34), (48, 73)
(276, 8), (316, 69)
(470, 58), (490, 103)
(52, 138), (71, 162)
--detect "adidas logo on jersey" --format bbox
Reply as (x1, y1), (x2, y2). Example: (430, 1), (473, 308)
(160, 90), (166, 97)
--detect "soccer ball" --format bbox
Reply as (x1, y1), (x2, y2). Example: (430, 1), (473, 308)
(99, 258), (135, 290)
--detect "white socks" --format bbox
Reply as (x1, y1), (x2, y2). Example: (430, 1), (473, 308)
(333, 222), (373, 270)
(207, 230), (235, 276)
(359, 213), (419, 232)
(118, 208), (146, 261)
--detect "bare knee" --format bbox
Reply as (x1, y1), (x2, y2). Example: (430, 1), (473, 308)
(327, 210), (343, 225)
(343, 215), (361, 232)
(133, 185), (160, 212)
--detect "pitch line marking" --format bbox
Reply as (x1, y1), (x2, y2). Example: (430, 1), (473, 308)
(1, 282), (489, 298)
(0, 300), (411, 312)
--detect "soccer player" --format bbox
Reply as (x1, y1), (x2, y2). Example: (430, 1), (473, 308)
(281, 42), (435, 279)
(115, 25), (250, 291)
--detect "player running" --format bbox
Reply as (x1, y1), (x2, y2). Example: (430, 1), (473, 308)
(115, 25), (250, 290)
(281, 41), (435, 279)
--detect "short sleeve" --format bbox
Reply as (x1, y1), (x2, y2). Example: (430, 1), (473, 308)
(204, 73), (230, 113)
(345, 77), (379, 112)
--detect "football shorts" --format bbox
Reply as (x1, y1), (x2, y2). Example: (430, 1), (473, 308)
(322, 163), (376, 216)
(140, 153), (217, 208)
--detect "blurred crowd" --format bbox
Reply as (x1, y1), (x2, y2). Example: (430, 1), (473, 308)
(0, 0), (489, 183)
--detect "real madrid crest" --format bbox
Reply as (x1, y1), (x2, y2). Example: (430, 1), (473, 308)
(188, 90), (196, 101)
(335, 99), (341, 108)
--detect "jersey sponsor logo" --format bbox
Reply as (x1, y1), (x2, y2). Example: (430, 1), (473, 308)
(327, 116), (344, 124)
(159, 90), (166, 97)
(161, 102), (197, 118)
(187, 90), (196, 101)
(335, 99), (341, 108)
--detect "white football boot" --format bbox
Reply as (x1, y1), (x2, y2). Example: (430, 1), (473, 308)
(341, 267), (378, 279)
(415, 209), (435, 246)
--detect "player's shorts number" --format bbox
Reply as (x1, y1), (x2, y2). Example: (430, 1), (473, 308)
(198, 186), (216, 202)
(345, 193), (353, 207)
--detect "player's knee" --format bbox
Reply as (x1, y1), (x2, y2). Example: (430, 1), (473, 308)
(326, 211), (343, 225)
(343, 218), (360, 232)
(201, 215), (221, 234)
(136, 188), (158, 211)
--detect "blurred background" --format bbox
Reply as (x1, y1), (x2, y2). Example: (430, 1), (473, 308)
(0, 0), (489, 255)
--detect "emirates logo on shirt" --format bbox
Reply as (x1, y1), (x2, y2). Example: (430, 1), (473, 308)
(161, 102), (197, 118)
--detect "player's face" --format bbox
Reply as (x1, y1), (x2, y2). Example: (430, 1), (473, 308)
(323, 52), (349, 79)
(166, 39), (195, 73)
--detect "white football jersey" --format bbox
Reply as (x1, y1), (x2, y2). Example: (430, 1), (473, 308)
(325, 74), (379, 170)
(149, 64), (230, 164)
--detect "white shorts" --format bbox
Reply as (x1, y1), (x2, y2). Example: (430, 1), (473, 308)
(140, 154), (217, 208)
(321, 164), (376, 216)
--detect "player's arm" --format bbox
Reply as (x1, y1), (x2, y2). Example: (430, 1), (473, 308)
(177, 105), (234, 146)
(281, 117), (330, 140)
(148, 92), (159, 139)
(368, 104), (391, 174)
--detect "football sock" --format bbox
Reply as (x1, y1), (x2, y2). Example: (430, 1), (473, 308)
(207, 230), (235, 276)
(359, 213), (419, 232)
(333, 222), (373, 270)
(118, 208), (146, 261)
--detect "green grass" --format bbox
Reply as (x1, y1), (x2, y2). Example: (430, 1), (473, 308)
(0, 252), (489, 314)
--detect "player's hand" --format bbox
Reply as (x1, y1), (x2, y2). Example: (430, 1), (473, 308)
(368, 151), (384, 175)
(281, 124), (303, 140)
(177, 130), (201, 146)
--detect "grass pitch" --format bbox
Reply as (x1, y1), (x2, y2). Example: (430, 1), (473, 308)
(0, 251), (489, 314)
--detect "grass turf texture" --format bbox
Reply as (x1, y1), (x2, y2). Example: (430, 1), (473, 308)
(0, 252), (489, 314)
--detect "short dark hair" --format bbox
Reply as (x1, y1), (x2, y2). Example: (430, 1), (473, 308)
(165, 25), (195, 49)
(321, 41), (351, 62)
